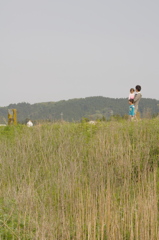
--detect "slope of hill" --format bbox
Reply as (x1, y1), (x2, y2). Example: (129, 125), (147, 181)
(0, 96), (158, 123)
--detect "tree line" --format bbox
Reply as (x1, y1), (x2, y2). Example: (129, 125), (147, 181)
(0, 96), (158, 123)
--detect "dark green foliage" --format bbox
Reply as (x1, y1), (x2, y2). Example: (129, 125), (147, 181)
(0, 97), (158, 123)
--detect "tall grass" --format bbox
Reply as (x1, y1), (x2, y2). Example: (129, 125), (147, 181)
(1, 119), (159, 239)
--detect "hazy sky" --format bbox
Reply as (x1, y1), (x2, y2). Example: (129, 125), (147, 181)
(0, 0), (159, 106)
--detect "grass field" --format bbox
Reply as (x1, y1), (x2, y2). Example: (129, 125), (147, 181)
(1, 119), (159, 239)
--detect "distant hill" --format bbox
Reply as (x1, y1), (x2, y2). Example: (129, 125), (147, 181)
(0, 96), (158, 123)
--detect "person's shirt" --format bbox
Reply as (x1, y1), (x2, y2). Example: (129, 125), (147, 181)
(129, 104), (135, 116)
(128, 93), (135, 100)
(27, 120), (33, 127)
(134, 92), (142, 106)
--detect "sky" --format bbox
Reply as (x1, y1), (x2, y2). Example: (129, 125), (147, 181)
(0, 0), (159, 107)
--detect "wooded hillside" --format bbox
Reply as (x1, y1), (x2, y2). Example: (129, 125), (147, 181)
(0, 96), (158, 123)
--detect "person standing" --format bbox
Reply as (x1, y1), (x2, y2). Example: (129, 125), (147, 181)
(129, 99), (135, 121)
(134, 85), (142, 116)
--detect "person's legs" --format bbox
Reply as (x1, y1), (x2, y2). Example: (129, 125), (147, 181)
(131, 116), (134, 121)
(128, 115), (134, 121)
(135, 105), (138, 115)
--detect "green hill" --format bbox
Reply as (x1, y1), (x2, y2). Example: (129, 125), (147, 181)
(0, 96), (158, 123)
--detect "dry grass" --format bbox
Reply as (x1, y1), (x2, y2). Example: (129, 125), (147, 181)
(0, 119), (159, 239)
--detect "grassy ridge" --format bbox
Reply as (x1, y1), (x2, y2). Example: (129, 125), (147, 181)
(1, 120), (159, 239)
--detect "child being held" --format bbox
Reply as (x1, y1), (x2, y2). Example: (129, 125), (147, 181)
(129, 99), (135, 120)
(128, 88), (135, 100)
